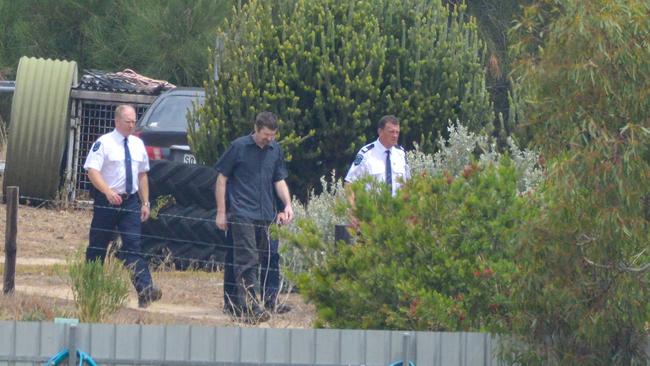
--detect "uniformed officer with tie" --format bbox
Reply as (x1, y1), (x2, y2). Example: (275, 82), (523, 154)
(345, 115), (410, 196)
(84, 104), (162, 308)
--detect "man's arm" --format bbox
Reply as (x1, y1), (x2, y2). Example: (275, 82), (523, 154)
(273, 179), (294, 223)
(138, 172), (150, 221)
(215, 173), (228, 230)
(88, 168), (123, 205)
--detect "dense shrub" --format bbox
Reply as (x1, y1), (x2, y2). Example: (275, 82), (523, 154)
(280, 123), (542, 330)
(283, 122), (542, 247)
(507, 133), (650, 365)
(189, 0), (494, 198)
(505, 0), (650, 364)
(284, 158), (536, 330)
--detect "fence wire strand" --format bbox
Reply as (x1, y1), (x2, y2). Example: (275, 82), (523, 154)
(4, 194), (294, 290)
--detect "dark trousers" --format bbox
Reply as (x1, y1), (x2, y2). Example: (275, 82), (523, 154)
(224, 231), (280, 309)
(227, 217), (272, 310)
(260, 238), (280, 307)
(86, 193), (154, 295)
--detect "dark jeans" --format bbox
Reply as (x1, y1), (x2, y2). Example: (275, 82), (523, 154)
(225, 217), (277, 311)
(86, 193), (154, 295)
(260, 238), (280, 307)
(223, 231), (280, 309)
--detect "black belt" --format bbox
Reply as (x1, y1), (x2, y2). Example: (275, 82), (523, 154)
(119, 192), (137, 201)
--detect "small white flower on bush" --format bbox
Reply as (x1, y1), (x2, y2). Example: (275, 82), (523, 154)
(281, 121), (543, 272)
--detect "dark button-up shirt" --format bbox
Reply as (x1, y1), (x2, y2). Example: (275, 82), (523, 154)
(215, 134), (288, 221)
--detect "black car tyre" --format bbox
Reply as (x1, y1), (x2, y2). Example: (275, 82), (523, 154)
(141, 203), (226, 271)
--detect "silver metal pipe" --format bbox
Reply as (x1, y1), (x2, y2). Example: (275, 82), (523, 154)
(0, 80), (15, 93)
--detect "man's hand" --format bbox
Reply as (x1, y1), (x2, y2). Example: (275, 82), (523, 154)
(216, 211), (228, 231)
(283, 204), (294, 224)
(105, 190), (122, 206)
(140, 205), (150, 222)
(277, 212), (288, 225)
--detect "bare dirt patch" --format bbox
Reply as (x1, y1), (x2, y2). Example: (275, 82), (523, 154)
(0, 203), (315, 327)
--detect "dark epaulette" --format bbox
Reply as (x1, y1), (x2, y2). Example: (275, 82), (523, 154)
(360, 143), (374, 154)
(395, 144), (404, 151)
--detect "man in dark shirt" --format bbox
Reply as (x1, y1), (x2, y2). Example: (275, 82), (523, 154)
(215, 111), (294, 323)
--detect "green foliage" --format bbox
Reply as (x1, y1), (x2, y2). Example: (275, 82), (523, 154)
(407, 122), (543, 193)
(190, 0), (494, 197)
(505, 0), (650, 364)
(0, 0), (109, 69)
(150, 194), (175, 220)
(509, 128), (650, 365)
(510, 0), (649, 151)
(284, 158), (536, 331)
(84, 0), (230, 86)
(447, 0), (534, 143)
(67, 250), (130, 323)
(281, 122), (542, 290)
(0, 0), (230, 86)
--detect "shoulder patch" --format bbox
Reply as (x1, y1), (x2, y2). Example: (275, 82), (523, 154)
(91, 141), (101, 152)
(353, 154), (364, 166)
(360, 143), (374, 154)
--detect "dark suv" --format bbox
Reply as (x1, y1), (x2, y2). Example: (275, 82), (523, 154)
(134, 87), (205, 163)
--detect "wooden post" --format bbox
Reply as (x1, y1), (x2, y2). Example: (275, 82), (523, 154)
(3, 186), (18, 294)
(334, 224), (352, 244)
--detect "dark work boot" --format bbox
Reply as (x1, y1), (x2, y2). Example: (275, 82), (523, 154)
(265, 302), (292, 314)
(138, 286), (162, 308)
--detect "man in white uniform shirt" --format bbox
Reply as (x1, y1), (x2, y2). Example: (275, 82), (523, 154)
(345, 115), (410, 196)
(84, 104), (161, 308)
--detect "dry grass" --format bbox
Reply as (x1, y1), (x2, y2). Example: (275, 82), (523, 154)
(0, 203), (315, 327)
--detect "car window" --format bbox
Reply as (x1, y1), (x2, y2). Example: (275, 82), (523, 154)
(146, 94), (205, 132)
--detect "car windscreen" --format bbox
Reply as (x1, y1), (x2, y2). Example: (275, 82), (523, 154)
(144, 95), (204, 132)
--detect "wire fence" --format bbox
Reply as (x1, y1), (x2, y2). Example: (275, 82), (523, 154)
(1, 193), (301, 295)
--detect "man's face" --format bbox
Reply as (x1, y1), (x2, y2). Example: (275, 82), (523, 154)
(378, 122), (400, 148)
(115, 107), (137, 137)
(253, 126), (277, 148)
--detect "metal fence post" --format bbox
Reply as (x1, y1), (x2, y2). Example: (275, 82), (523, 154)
(402, 332), (410, 366)
(67, 324), (77, 366)
(3, 186), (18, 294)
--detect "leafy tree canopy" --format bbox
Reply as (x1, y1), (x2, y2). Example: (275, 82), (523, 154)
(190, 0), (494, 198)
(0, 0), (230, 86)
(506, 0), (650, 364)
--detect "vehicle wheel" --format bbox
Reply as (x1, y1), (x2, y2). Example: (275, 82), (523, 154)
(148, 160), (182, 201)
(185, 166), (218, 210)
(141, 203), (226, 271)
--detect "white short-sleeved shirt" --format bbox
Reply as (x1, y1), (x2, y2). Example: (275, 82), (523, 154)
(83, 129), (150, 194)
(345, 139), (410, 196)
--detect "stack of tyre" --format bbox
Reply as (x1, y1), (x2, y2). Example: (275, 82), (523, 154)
(142, 160), (227, 270)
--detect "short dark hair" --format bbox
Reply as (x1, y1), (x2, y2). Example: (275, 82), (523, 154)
(377, 115), (399, 129)
(255, 111), (279, 131)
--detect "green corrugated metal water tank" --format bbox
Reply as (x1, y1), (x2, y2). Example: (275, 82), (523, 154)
(3, 56), (78, 201)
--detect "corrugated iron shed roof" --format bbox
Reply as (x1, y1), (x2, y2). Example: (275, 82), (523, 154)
(3, 56), (78, 201)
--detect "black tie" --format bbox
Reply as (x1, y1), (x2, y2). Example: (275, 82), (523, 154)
(124, 137), (133, 194)
(385, 149), (392, 192)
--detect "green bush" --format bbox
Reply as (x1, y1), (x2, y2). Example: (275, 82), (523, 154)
(67, 250), (130, 323)
(284, 158), (537, 331)
(0, 0), (230, 86)
(190, 0), (494, 197)
(280, 122), (542, 292)
(508, 134), (650, 365)
(505, 0), (650, 364)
